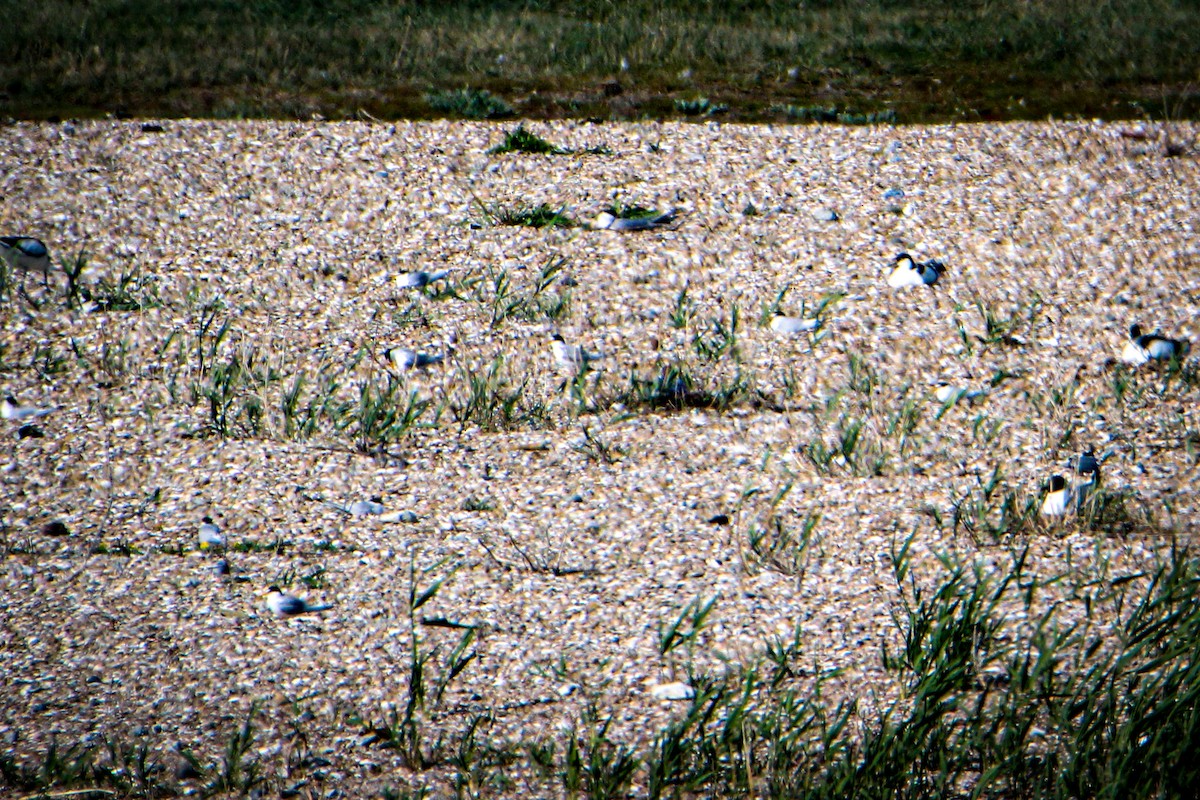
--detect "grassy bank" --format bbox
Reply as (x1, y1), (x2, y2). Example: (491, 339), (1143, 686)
(2, 0), (1198, 123)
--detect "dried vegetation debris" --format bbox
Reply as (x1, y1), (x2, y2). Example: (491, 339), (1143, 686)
(0, 118), (1198, 796)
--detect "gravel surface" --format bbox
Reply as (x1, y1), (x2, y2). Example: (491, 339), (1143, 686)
(1, 118), (1198, 797)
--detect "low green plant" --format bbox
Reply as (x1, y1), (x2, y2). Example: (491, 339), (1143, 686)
(836, 109), (897, 124)
(692, 305), (740, 362)
(355, 555), (474, 770)
(208, 704), (264, 795)
(471, 258), (571, 326)
(340, 376), (434, 455)
(75, 267), (162, 311)
(488, 203), (575, 228)
(616, 363), (749, 412)
(573, 424), (625, 464)
(488, 124), (568, 154)
(448, 357), (546, 432)
(426, 88), (513, 119)
(951, 465), (1041, 544)
(561, 706), (641, 800)
(658, 593), (719, 662)
(774, 104), (839, 122)
(675, 96), (728, 116)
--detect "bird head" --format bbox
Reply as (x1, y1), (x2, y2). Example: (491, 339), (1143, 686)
(592, 212), (616, 230)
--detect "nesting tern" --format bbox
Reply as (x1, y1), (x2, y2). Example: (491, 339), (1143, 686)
(266, 586), (332, 617)
(1121, 324), (1190, 365)
(886, 253), (945, 289)
(768, 310), (821, 335)
(396, 269), (450, 289)
(933, 382), (987, 405)
(2, 395), (53, 421)
(590, 209), (676, 231)
(1040, 475), (1072, 517)
(324, 496), (386, 517)
(198, 516), (224, 550)
(551, 332), (604, 375)
(385, 347), (445, 371)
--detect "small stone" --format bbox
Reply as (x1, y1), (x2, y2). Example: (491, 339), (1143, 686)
(649, 681), (695, 701)
(17, 424), (44, 439)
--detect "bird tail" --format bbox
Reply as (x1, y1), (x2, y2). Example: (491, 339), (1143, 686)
(306, 604), (333, 613)
(321, 500), (351, 515)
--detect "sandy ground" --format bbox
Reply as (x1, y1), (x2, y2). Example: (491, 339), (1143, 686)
(1, 118), (1198, 797)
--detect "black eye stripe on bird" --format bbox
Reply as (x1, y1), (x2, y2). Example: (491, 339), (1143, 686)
(1122, 323), (1190, 365)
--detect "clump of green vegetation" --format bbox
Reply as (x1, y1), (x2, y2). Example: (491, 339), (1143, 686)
(775, 104), (898, 124)
(837, 109), (897, 124)
(488, 203), (575, 229)
(604, 202), (665, 220)
(774, 104), (839, 122)
(426, 88), (513, 119)
(487, 124), (568, 155)
(616, 363), (750, 412)
(675, 96), (728, 116)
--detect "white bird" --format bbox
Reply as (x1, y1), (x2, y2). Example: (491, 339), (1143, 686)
(933, 382), (987, 405)
(551, 333), (604, 375)
(1040, 475), (1072, 517)
(886, 253), (944, 289)
(0, 236), (51, 275)
(590, 209), (676, 231)
(1120, 323), (1190, 365)
(396, 269), (450, 289)
(385, 347), (445, 371)
(323, 496), (385, 517)
(198, 516), (223, 550)
(769, 309), (821, 335)
(266, 586), (332, 617)
(2, 395), (53, 421)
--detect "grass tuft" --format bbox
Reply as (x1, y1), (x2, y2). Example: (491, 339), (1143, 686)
(488, 124), (568, 155)
(426, 88), (513, 119)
